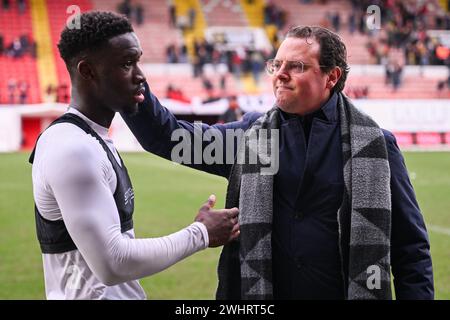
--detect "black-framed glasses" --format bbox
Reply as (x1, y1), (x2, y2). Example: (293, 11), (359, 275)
(266, 59), (329, 75)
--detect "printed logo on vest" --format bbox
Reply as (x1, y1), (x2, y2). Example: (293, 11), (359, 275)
(124, 187), (135, 205)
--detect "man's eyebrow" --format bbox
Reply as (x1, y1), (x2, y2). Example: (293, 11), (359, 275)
(121, 49), (143, 58)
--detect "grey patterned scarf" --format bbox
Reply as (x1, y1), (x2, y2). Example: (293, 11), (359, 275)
(216, 93), (392, 300)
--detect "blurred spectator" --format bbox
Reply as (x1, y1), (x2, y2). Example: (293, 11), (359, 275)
(392, 63), (403, 92)
(56, 83), (69, 103)
(263, 1), (287, 29)
(264, 1), (275, 25)
(19, 34), (29, 48)
(193, 40), (209, 76)
(0, 34), (4, 55)
(18, 81), (28, 104)
(17, 0), (25, 14)
(166, 43), (190, 64)
(386, 61), (403, 92)
(215, 63), (229, 95)
(179, 44), (188, 63)
(218, 96), (243, 123)
(231, 49), (244, 78)
(166, 84), (191, 103)
(192, 55), (202, 78)
(250, 50), (264, 84)
(348, 10), (356, 34)
(168, 0), (176, 27)
(358, 10), (366, 34)
(219, 74), (227, 92)
(331, 11), (341, 32)
(7, 78), (16, 104)
(166, 44), (178, 63)
(2, 0), (10, 10)
(117, 0), (132, 19)
(8, 38), (23, 58)
(437, 71), (450, 97)
(135, 3), (144, 26)
(202, 76), (214, 97)
(188, 7), (196, 29)
(436, 79), (446, 97)
(44, 85), (56, 103)
(366, 39), (380, 64)
(118, 0), (144, 26)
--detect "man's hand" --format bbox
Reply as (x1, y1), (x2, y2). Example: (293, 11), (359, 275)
(195, 195), (240, 247)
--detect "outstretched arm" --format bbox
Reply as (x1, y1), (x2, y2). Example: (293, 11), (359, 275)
(45, 142), (239, 286)
(121, 82), (261, 179)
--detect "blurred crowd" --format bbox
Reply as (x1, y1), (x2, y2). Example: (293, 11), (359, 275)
(44, 84), (70, 104)
(164, 0), (284, 101)
(165, 38), (272, 81)
(2, 0), (26, 13)
(0, 34), (36, 58)
(117, 0), (145, 26)
(2, 0), (450, 105)
(349, 0), (449, 67)
(1, 0), (36, 59)
(3, 78), (28, 104)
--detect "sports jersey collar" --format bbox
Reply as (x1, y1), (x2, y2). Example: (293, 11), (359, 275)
(67, 107), (110, 139)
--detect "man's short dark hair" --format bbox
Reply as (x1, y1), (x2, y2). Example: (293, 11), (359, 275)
(58, 11), (133, 67)
(286, 26), (350, 93)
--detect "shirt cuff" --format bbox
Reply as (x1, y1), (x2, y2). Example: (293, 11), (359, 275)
(191, 221), (209, 249)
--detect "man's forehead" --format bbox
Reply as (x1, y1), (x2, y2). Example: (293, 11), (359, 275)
(107, 32), (141, 52)
(276, 37), (320, 61)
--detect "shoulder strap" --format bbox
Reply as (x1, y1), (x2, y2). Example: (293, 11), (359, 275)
(29, 113), (118, 166)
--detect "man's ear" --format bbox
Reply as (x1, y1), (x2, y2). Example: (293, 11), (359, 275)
(326, 66), (342, 90)
(77, 59), (95, 80)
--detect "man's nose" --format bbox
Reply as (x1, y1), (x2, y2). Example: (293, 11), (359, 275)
(275, 64), (290, 80)
(135, 66), (146, 84)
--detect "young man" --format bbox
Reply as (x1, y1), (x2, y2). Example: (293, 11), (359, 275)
(30, 11), (239, 300)
(122, 26), (434, 299)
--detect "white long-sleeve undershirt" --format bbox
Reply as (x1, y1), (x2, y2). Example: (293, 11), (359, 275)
(31, 108), (209, 299)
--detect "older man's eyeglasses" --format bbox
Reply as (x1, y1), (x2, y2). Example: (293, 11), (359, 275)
(266, 59), (328, 75)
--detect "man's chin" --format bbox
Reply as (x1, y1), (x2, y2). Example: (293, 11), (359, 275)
(275, 99), (290, 112)
(276, 101), (301, 115)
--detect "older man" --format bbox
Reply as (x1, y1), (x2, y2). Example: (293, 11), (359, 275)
(122, 26), (433, 300)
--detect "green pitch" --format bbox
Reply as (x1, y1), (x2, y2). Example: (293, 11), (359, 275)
(0, 152), (449, 299)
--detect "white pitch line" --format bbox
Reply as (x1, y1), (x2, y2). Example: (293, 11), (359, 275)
(428, 224), (450, 236)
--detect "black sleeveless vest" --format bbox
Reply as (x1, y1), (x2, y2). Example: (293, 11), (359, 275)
(29, 113), (134, 254)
